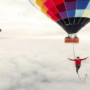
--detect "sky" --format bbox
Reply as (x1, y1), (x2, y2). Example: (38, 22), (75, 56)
(0, 0), (90, 90)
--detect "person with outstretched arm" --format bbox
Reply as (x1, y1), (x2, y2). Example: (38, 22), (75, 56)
(68, 57), (89, 74)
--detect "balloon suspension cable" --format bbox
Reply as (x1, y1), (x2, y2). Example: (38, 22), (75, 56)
(73, 42), (75, 59)
(71, 34), (76, 59)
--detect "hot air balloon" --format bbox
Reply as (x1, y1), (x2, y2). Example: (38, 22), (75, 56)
(29, 0), (90, 43)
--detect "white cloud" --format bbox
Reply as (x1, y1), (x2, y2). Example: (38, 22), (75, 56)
(0, 39), (90, 90)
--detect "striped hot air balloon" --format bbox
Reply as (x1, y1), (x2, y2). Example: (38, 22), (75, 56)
(29, 0), (90, 43)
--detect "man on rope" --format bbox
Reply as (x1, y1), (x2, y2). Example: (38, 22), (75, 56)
(68, 57), (89, 74)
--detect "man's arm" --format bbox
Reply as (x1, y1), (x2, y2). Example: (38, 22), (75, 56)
(68, 58), (75, 61)
(81, 57), (89, 61)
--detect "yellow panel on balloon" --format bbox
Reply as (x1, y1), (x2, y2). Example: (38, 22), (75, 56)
(36, 0), (47, 7)
(36, 0), (43, 8)
(82, 10), (90, 17)
(41, 5), (48, 14)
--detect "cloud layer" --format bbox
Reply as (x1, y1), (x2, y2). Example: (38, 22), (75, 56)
(0, 39), (90, 90)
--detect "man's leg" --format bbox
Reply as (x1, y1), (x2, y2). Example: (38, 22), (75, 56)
(76, 65), (80, 73)
(76, 66), (78, 73)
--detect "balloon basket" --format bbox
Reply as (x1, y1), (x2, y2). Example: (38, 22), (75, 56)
(65, 37), (79, 43)
(73, 38), (79, 43)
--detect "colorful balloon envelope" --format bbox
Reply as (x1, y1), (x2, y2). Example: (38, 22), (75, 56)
(29, 0), (90, 34)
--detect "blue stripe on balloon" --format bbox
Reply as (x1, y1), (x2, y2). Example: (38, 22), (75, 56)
(67, 10), (75, 17)
(76, 0), (89, 9)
